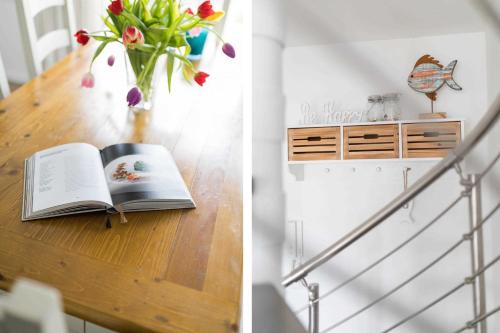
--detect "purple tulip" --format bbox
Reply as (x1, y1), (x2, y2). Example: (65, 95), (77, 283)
(107, 55), (115, 66)
(222, 43), (235, 58)
(127, 87), (141, 106)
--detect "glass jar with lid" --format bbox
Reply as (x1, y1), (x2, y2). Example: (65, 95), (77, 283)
(366, 95), (384, 122)
(382, 93), (402, 121)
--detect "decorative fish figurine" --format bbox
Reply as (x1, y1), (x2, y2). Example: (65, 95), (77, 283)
(408, 55), (462, 101)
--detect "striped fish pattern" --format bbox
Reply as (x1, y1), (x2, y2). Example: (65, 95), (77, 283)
(408, 55), (462, 101)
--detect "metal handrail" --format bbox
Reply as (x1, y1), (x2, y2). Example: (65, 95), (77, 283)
(379, 251), (500, 333)
(319, 202), (499, 333)
(453, 305), (500, 333)
(282, 93), (500, 287)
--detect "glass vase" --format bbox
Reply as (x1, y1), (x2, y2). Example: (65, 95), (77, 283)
(366, 95), (384, 122)
(125, 49), (162, 113)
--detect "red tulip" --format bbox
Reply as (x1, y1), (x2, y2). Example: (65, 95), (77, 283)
(194, 72), (209, 86)
(108, 0), (124, 16)
(185, 8), (194, 15)
(81, 72), (95, 88)
(74, 29), (89, 46)
(122, 26), (144, 49)
(198, 1), (215, 18)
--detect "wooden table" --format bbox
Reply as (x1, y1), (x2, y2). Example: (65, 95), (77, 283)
(0, 43), (242, 332)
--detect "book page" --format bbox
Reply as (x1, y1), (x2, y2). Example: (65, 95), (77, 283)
(101, 144), (193, 206)
(32, 143), (113, 212)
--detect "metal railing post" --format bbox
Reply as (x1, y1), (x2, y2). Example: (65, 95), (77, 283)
(308, 283), (319, 333)
(468, 174), (488, 333)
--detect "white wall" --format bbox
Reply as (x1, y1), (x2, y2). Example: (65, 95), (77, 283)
(282, 32), (499, 332)
(284, 32), (487, 130)
(486, 17), (500, 104)
(252, 0), (287, 289)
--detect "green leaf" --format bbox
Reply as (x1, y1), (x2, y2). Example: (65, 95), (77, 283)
(145, 18), (159, 27)
(166, 52), (174, 92)
(177, 45), (190, 70)
(107, 11), (124, 35)
(165, 12), (187, 45)
(168, 33), (187, 47)
(152, 0), (167, 18)
(180, 17), (200, 32)
(131, 0), (141, 17)
(167, 0), (174, 24)
(134, 43), (157, 53)
(137, 49), (160, 85)
(140, 0), (152, 21)
(145, 26), (168, 45)
(90, 41), (110, 69)
(166, 50), (194, 72)
(122, 10), (148, 31)
(181, 62), (194, 84)
(90, 35), (118, 42)
(151, 0), (168, 23)
(171, 0), (180, 21)
(101, 16), (120, 36)
(183, 44), (191, 58)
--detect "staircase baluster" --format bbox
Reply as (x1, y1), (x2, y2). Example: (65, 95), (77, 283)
(307, 283), (319, 333)
(468, 174), (488, 333)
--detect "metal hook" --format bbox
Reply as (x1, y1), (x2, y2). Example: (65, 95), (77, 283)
(403, 167), (411, 209)
(289, 220), (304, 270)
(454, 161), (468, 183)
(288, 220), (298, 270)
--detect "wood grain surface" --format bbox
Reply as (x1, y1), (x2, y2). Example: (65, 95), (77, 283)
(344, 124), (399, 159)
(288, 127), (340, 161)
(0, 43), (242, 333)
(403, 121), (461, 158)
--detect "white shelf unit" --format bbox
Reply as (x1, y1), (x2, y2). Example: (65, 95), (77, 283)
(287, 119), (464, 180)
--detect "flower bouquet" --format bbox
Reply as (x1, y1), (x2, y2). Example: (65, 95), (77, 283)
(76, 0), (235, 112)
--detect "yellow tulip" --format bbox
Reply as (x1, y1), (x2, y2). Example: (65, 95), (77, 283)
(206, 11), (225, 22)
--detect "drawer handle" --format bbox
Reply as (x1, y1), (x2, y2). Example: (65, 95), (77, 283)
(363, 134), (379, 139)
(423, 131), (440, 137)
(307, 136), (322, 141)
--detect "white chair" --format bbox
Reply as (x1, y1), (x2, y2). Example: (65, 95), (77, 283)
(16, 0), (77, 78)
(0, 279), (68, 333)
(0, 51), (10, 99)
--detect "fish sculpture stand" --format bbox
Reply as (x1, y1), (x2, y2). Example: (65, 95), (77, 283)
(408, 54), (462, 119)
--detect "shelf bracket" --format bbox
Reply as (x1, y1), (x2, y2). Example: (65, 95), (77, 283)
(288, 164), (304, 181)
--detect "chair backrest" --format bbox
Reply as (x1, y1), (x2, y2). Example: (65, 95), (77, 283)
(16, 0), (76, 78)
(0, 51), (10, 99)
(0, 278), (67, 333)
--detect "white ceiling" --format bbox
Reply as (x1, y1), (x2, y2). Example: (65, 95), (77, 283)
(285, 0), (500, 46)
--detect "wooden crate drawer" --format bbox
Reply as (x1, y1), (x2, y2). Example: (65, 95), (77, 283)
(344, 124), (399, 159)
(403, 122), (461, 158)
(288, 127), (340, 161)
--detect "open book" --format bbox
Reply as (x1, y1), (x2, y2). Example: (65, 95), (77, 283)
(22, 143), (195, 221)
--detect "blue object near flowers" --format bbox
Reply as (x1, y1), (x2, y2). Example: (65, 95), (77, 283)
(187, 29), (209, 61)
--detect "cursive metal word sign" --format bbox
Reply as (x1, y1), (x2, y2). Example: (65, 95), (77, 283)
(299, 100), (363, 125)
